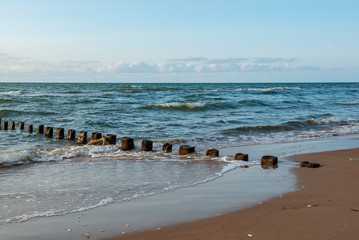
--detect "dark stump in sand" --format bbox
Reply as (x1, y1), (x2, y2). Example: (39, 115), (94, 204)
(19, 122), (25, 130)
(10, 121), (15, 130)
(28, 124), (33, 133)
(179, 145), (195, 155)
(91, 132), (102, 141)
(37, 125), (44, 134)
(105, 134), (117, 145)
(261, 155), (278, 166)
(142, 140), (153, 151)
(162, 143), (172, 153)
(67, 129), (76, 140)
(45, 127), (53, 138)
(300, 161), (320, 168)
(78, 131), (87, 144)
(2, 121), (8, 130)
(234, 153), (248, 161)
(206, 149), (219, 157)
(122, 137), (134, 151)
(56, 128), (64, 139)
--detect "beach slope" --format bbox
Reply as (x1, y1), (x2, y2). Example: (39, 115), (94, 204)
(110, 148), (359, 240)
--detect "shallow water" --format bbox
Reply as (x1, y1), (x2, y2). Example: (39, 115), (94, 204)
(0, 82), (358, 225)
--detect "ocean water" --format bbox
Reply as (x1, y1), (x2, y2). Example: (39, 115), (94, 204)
(0, 82), (358, 225)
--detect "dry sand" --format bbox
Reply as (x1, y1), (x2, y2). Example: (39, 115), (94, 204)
(109, 148), (359, 240)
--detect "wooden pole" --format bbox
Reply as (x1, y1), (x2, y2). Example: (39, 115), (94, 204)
(10, 121), (15, 130)
(141, 140), (153, 151)
(67, 129), (76, 140)
(121, 137), (134, 151)
(28, 124), (33, 133)
(78, 131), (87, 144)
(45, 127), (53, 138)
(37, 125), (44, 134)
(56, 128), (64, 139)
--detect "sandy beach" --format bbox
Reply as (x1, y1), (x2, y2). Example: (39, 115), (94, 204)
(110, 148), (359, 240)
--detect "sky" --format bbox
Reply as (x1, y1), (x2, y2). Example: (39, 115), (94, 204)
(0, 0), (358, 82)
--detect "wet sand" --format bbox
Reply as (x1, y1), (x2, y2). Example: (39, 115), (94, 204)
(110, 148), (359, 240)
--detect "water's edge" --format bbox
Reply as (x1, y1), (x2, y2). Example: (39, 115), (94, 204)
(1, 134), (358, 240)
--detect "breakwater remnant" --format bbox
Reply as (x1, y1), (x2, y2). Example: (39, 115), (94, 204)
(105, 134), (116, 145)
(2, 121), (8, 130)
(45, 127), (53, 138)
(142, 140), (153, 151)
(78, 131), (87, 144)
(10, 121), (15, 130)
(206, 149), (219, 157)
(56, 128), (64, 139)
(300, 161), (320, 168)
(0, 118), (283, 173)
(234, 153), (248, 161)
(37, 125), (44, 134)
(261, 155), (278, 167)
(67, 129), (76, 140)
(28, 124), (33, 133)
(162, 143), (172, 153)
(122, 137), (134, 151)
(179, 145), (195, 155)
(91, 132), (102, 141)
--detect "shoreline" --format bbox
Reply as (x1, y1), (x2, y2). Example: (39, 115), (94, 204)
(111, 147), (359, 240)
(1, 135), (359, 239)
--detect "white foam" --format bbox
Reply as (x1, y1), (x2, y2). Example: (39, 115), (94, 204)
(246, 87), (300, 92)
(0, 150), (33, 167)
(2, 209), (65, 224)
(336, 101), (359, 105)
(155, 102), (206, 108)
(0, 90), (21, 96)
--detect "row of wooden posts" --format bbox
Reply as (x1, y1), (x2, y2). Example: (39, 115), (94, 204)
(0, 118), (280, 166)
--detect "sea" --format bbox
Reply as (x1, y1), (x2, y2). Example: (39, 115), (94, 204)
(0, 82), (358, 225)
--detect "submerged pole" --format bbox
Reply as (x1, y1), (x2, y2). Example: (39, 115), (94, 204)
(141, 140), (153, 151)
(67, 129), (76, 140)
(37, 125), (44, 134)
(56, 128), (64, 139)
(28, 124), (33, 133)
(121, 137), (134, 151)
(10, 121), (15, 130)
(19, 122), (25, 130)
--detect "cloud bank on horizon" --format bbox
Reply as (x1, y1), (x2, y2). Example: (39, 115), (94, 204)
(0, 51), (318, 74)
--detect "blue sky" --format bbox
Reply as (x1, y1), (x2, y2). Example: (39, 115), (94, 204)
(0, 0), (358, 82)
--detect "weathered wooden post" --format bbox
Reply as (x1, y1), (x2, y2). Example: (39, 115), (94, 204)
(105, 134), (117, 145)
(121, 137), (134, 151)
(261, 155), (278, 166)
(19, 122), (25, 130)
(141, 140), (153, 151)
(78, 131), (87, 144)
(234, 153), (248, 161)
(91, 132), (102, 141)
(56, 128), (64, 139)
(179, 145), (195, 155)
(67, 129), (76, 140)
(10, 121), (15, 130)
(300, 161), (320, 168)
(162, 143), (172, 153)
(45, 127), (53, 138)
(206, 149), (219, 157)
(2, 121), (8, 130)
(28, 124), (33, 133)
(37, 125), (44, 134)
